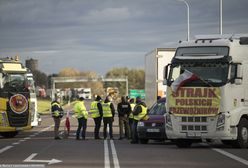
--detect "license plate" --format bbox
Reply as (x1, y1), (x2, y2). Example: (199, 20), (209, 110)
(187, 132), (195, 137)
(16, 127), (24, 131)
(147, 128), (160, 133)
(187, 132), (201, 137)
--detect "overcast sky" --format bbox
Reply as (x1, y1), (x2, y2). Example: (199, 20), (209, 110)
(0, 0), (248, 75)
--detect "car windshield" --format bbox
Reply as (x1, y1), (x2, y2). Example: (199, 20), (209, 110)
(149, 101), (166, 115)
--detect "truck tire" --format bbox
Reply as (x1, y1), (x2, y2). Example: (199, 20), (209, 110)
(0, 131), (18, 138)
(175, 139), (192, 148)
(232, 118), (248, 148)
(139, 139), (149, 144)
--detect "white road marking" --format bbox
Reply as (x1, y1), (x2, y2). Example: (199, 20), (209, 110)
(212, 148), (248, 166)
(24, 137), (31, 140)
(30, 134), (36, 137)
(12, 142), (20, 145)
(24, 153), (62, 165)
(104, 140), (110, 168)
(19, 139), (26, 142)
(110, 140), (120, 168)
(0, 146), (13, 154)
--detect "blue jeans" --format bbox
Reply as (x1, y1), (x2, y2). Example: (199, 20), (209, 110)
(76, 117), (87, 139)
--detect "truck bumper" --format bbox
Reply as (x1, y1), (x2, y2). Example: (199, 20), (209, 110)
(0, 125), (32, 132)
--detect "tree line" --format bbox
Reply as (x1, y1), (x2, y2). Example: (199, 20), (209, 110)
(32, 67), (145, 96)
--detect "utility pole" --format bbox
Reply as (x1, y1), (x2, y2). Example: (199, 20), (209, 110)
(177, 0), (190, 41)
(219, 0), (223, 35)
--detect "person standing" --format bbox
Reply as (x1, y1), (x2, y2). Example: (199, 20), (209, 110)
(102, 96), (115, 140)
(90, 95), (103, 139)
(131, 97), (147, 144)
(117, 96), (131, 140)
(51, 97), (64, 140)
(128, 98), (136, 138)
(74, 97), (88, 140)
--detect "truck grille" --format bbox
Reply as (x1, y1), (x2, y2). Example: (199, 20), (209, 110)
(8, 111), (29, 127)
(180, 116), (208, 132)
(181, 116), (207, 122)
(181, 125), (207, 131)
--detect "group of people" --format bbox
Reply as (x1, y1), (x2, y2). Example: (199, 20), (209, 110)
(51, 94), (148, 144)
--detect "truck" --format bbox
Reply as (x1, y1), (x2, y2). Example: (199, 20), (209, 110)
(26, 72), (40, 127)
(145, 48), (175, 107)
(163, 35), (248, 148)
(0, 57), (39, 138)
(77, 88), (92, 100)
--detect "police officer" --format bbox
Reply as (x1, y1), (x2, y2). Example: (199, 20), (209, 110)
(102, 96), (115, 140)
(74, 97), (88, 140)
(51, 97), (64, 140)
(117, 96), (131, 140)
(90, 95), (103, 139)
(131, 96), (147, 144)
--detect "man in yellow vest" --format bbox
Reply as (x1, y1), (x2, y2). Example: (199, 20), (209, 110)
(74, 97), (88, 140)
(102, 96), (115, 140)
(90, 95), (103, 139)
(51, 97), (64, 140)
(131, 96), (147, 144)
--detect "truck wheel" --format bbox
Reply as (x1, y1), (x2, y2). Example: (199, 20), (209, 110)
(233, 118), (248, 148)
(139, 139), (149, 144)
(0, 131), (18, 138)
(176, 139), (192, 148)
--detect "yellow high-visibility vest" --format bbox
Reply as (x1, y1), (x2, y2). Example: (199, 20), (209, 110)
(129, 103), (136, 119)
(51, 102), (63, 117)
(134, 105), (147, 121)
(74, 101), (88, 119)
(90, 101), (100, 118)
(102, 102), (112, 117)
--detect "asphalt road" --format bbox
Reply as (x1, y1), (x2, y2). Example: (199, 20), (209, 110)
(0, 101), (248, 168)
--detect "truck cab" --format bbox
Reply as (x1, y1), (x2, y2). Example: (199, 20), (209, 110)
(0, 57), (38, 138)
(164, 35), (248, 148)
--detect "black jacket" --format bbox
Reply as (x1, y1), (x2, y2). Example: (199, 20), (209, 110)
(133, 102), (147, 115)
(117, 102), (131, 117)
(97, 102), (103, 117)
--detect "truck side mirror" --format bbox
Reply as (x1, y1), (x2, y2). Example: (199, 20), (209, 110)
(163, 64), (170, 85)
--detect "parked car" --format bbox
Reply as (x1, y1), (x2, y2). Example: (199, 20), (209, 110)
(137, 97), (166, 144)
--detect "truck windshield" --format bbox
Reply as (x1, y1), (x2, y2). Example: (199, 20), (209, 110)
(3, 74), (28, 92)
(169, 63), (229, 87)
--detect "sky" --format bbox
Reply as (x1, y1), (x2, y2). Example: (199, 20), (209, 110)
(0, 0), (248, 75)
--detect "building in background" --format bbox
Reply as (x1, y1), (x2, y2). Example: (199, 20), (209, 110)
(25, 58), (38, 72)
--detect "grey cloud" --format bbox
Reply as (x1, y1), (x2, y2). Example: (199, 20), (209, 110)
(0, 0), (248, 75)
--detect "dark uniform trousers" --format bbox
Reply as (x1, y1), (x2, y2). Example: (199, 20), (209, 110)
(76, 117), (87, 139)
(93, 117), (102, 139)
(103, 117), (113, 139)
(131, 119), (139, 143)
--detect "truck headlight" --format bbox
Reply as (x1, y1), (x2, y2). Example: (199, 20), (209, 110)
(217, 113), (225, 127)
(138, 121), (144, 127)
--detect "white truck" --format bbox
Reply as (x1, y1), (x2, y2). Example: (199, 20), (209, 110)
(26, 72), (41, 127)
(145, 48), (175, 107)
(163, 35), (248, 148)
(77, 88), (92, 100)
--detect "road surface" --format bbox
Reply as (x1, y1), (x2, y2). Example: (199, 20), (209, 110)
(0, 101), (247, 168)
